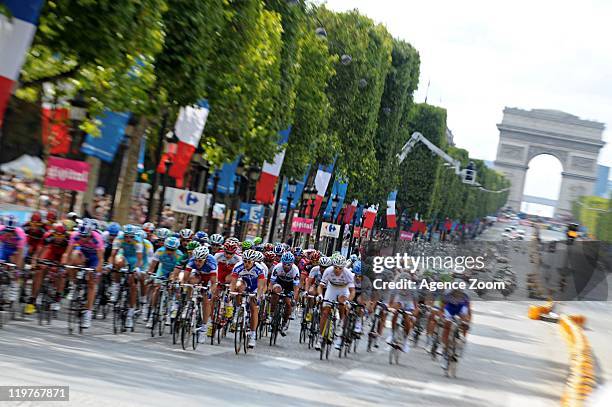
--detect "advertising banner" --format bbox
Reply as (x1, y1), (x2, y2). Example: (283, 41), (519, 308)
(169, 187), (207, 216)
(291, 217), (314, 234)
(44, 156), (90, 192)
(321, 222), (340, 238)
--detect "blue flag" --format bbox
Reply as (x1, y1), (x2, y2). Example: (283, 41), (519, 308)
(81, 110), (130, 162)
(323, 179), (348, 220)
(280, 165), (310, 210)
(208, 157), (240, 195)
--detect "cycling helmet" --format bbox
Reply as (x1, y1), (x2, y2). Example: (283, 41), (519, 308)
(210, 234), (224, 245)
(350, 254), (359, 263)
(107, 222), (121, 236)
(164, 236), (180, 250)
(281, 252), (295, 264)
(310, 251), (321, 264)
(2, 215), (18, 230)
(273, 244), (284, 255)
(264, 251), (276, 263)
(226, 237), (239, 245)
(293, 247), (303, 257)
(195, 231), (209, 244)
(352, 260), (362, 275)
(123, 224), (136, 237)
(223, 240), (238, 254)
(67, 211), (78, 221)
(242, 240), (253, 250)
(263, 243), (274, 252)
(142, 222), (155, 233)
(319, 256), (332, 268)
(172, 232), (181, 238)
(254, 251), (264, 262)
(331, 253), (346, 267)
(252, 236), (263, 245)
(136, 230), (147, 240)
(186, 241), (200, 251)
(30, 211), (42, 222)
(281, 243), (290, 252)
(253, 244), (264, 252)
(192, 245), (209, 260)
(46, 210), (57, 222)
(97, 220), (107, 231)
(52, 222), (67, 234)
(78, 221), (94, 237)
(155, 228), (171, 239)
(179, 228), (194, 239)
(242, 249), (258, 261)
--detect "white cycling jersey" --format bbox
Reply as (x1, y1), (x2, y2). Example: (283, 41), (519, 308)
(320, 266), (355, 288)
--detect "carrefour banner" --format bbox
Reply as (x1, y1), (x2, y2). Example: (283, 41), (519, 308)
(81, 110), (131, 162)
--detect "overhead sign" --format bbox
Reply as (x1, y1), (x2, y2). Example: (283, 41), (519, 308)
(44, 156), (90, 192)
(321, 222), (340, 238)
(400, 231), (414, 241)
(291, 217), (314, 234)
(169, 187), (207, 216)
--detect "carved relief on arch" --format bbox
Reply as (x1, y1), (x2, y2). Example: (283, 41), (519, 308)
(570, 156), (595, 172)
(527, 145), (567, 167)
(499, 144), (525, 161)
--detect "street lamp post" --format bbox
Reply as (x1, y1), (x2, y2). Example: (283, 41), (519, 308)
(157, 155), (173, 224)
(327, 195), (339, 256)
(208, 172), (220, 233)
(282, 180), (297, 244)
(267, 175), (285, 243)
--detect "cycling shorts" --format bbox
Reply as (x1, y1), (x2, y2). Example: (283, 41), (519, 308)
(444, 304), (468, 319)
(323, 285), (349, 306)
(274, 279), (294, 296)
(0, 246), (17, 261)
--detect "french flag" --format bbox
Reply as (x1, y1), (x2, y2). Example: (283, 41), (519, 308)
(386, 190), (398, 228)
(343, 199), (358, 224)
(312, 162), (334, 218)
(0, 0), (44, 127)
(168, 100), (209, 187)
(255, 127), (290, 204)
(363, 204), (378, 229)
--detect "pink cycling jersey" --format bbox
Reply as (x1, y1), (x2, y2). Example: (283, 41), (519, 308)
(69, 231), (104, 255)
(0, 226), (27, 249)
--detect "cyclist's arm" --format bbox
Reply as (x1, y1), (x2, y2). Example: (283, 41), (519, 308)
(109, 248), (118, 267)
(136, 252), (143, 268)
(147, 259), (158, 275)
(348, 287), (355, 301)
(96, 249), (104, 272)
(61, 243), (75, 264)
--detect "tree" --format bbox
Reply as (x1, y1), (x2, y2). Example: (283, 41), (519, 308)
(316, 8), (393, 201)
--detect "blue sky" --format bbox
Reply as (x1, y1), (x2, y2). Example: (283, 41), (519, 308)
(326, 0), (612, 200)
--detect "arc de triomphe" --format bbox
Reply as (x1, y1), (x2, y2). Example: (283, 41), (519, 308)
(494, 108), (605, 217)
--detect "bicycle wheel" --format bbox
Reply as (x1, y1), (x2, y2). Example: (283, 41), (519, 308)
(211, 298), (220, 346)
(319, 319), (328, 360)
(234, 308), (244, 355)
(113, 290), (122, 334)
(67, 300), (76, 334)
(192, 308), (201, 351)
(158, 294), (167, 337)
(181, 304), (192, 350)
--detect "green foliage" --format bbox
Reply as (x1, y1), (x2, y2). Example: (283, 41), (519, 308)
(316, 8), (393, 201)
(397, 103), (447, 217)
(573, 196), (611, 241)
(374, 39), (420, 204)
(201, 0), (283, 167)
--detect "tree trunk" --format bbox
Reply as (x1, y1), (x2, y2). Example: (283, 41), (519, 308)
(114, 116), (148, 224)
(81, 155), (101, 215)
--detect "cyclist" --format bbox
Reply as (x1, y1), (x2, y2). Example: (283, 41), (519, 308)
(387, 269), (417, 353)
(178, 228), (194, 252)
(178, 240), (200, 268)
(269, 251), (300, 335)
(22, 211), (47, 257)
(61, 219), (104, 328)
(215, 240), (241, 284)
(440, 280), (471, 370)
(230, 249), (265, 349)
(209, 234), (224, 254)
(182, 245), (218, 337)
(254, 251), (268, 282)
(137, 229), (155, 319)
(304, 253), (327, 323)
(0, 215), (27, 305)
(142, 222), (156, 242)
(147, 236), (183, 320)
(153, 228), (171, 250)
(351, 260), (372, 334)
(103, 222), (121, 262)
(30, 222), (70, 312)
(272, 244), (284, 262)
(194, 231), (209, 246)
(316, 253), (355, 350)
(263, 251), (277, 283)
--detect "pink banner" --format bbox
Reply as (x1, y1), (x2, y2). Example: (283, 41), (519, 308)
(400, 231), (414, 241)
(291, 217), (314, 234)
(45, 156), (90, 192)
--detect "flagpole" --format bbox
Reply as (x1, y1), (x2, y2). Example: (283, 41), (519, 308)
(268, 175), (284, 243)
(147, 110), (168, 222)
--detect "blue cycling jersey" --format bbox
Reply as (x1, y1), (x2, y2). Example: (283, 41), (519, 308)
(186, 254), (217, 275)
(153, 247), (183, 277)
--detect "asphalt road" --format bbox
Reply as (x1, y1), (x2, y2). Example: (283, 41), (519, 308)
(2, 223), (608, 407)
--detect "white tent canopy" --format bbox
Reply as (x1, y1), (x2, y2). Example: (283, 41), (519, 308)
(0, 155), (45, 179)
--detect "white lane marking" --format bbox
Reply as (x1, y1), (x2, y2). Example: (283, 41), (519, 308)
(261, 356), (310, 370)
(420, 381), (467, 400)
(340, 368), (386, 384)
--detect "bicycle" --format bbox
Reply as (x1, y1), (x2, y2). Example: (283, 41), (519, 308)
(443, 316), (467, 378)
(64, 265), (94, 335)
(388, 308), (412, 365)
(300, 294), (316, 345)
(231, 292), (257, 355)
(149, 277), (170, 338)
(339, 302), (363, 358)
(180, 284), (207, 351)
(269, 292), (291, 346)
(93, 269), (111, 320)
(411, 304), (428, 346)
(210, 283), (229, 345)
(319, 300), (338, 361)
(171, 281), (184, 345)
(112, 266), (136, 334)
(428, 309), (443, 360)
(367, 301), (388, 352)
(256, 293), (270, 340)
(35, 260), (63, 326)
(307, 297), (321, 350)
(0, 261), (18, 328)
